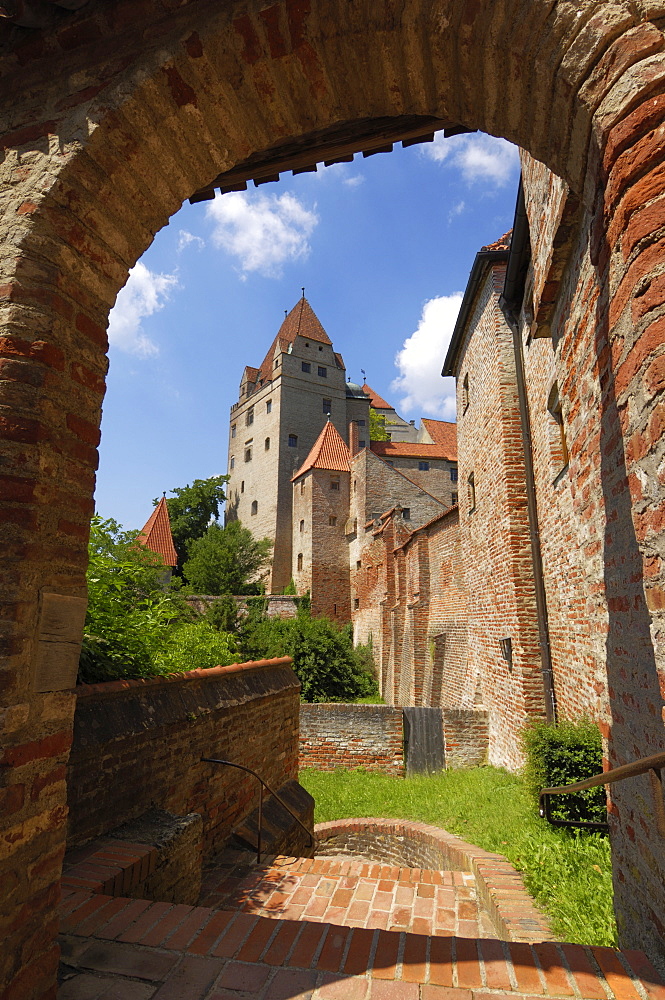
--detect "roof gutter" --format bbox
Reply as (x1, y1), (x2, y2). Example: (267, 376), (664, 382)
(498, 179), (557, 725)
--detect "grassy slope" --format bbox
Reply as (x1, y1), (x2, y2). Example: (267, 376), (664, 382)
(300, 766), (616, 946)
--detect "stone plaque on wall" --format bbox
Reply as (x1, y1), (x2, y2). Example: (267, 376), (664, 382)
(33, 592), (88, 692)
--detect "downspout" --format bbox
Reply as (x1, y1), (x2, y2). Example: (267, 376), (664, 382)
(499, 182), (557, 724)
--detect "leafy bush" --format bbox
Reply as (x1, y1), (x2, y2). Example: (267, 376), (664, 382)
(152, 621), (238, 674)
(522, 719), (607, 824)
(240, 608), (380, 702)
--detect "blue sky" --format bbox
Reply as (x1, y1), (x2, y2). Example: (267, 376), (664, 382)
(97, 132), (521, 530)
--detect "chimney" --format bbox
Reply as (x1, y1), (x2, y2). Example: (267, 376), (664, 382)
(349, 420), (359, 458)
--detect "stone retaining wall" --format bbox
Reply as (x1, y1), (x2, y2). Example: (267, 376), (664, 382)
(67, 658), (307, 858)
(315, 818), (553, 943)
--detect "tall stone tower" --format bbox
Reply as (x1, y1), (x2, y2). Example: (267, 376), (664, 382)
(226, 296), (370, 593)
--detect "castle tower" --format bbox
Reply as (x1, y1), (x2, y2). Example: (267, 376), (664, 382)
(291, 419), (352, 620)
(226, 296), (369, 593)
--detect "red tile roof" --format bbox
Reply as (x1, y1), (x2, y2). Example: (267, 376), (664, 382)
(481, 229), (512, 252)
(137, 497), (178, 567)
(370, 441), (452, 461)
(420, 419), (458, 460)
(362, 383), (393, 410)
(257, 297), (332, 384)
(292, 420), (350, 480)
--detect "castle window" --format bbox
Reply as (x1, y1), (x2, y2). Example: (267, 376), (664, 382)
(329, 515), (337, 526)
(547, 382), (569, 474)
(265, 437), (270, 451)
(419, 461), (429, 471)
(288, 434), (298, 447)
(300, 519), (304, 532)
(300, 480), (305, 494)
(319, 345), (323, 351)
(241, 481), (245, 493)
(468, 472), (476, 513)
(323, 398), (332, 414)
(330, 476), (340, 491)
(231, 424), (236, 438)
(230, 457), (235, 470)
(452, 492), (458, 505)
(358, 419), (366, 427)
(359, 440), (366, 448)
(353, 479), (357, 493)
(450, 466), (458, 482)
(402, 508), (411, 520)
(318, 366), (327, 378)
(462, 373), (470, 413)
(266, 399), (272, 413)
(354, 598), (360, 610)
(244, 447), (252, 462)
(246, 407), (254, 426)
(251, 500), (258, 515)
(301, 361), (311, 373)
(297, 553), (303, 571)
(274, 358), (279, 369)
(356, 560), (361, 570)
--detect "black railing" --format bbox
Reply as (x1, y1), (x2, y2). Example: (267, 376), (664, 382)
(539, 750), (665, 833)
(201, 757), (314, 864)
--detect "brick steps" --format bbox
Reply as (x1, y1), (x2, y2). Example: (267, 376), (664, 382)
(59, 884), (665, 1000)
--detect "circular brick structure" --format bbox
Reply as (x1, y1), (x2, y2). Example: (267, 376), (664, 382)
(316, 818), (554, 943)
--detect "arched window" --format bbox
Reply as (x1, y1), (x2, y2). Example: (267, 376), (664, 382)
(297, 553), (303, 571)
(265, 437), (270, 450)
(251, 500), (258, 515)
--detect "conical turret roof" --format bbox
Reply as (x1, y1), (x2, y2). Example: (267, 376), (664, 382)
(292, 420), (351, 480)
(137, 496), (178, 567)
(257, 297), (333, 383)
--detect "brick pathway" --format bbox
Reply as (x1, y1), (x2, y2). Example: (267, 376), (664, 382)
(199, 854), (496, 938)
(58, 877), (665, 1000)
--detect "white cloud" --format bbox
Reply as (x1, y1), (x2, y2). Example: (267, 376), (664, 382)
(448, 200), (466, 223)
(424, 133), (519, 187)
(343, 174), (365, 188)
(108, 261), (179, 358)
(391, 294), (463, 420)
(177, 229), (205, 252)
(206, 191), (318, 277)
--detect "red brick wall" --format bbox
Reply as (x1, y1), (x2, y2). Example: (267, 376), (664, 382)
(67, 660), (302, 856)
(299, 704), (404, 774)
(309, 467), (351, 621)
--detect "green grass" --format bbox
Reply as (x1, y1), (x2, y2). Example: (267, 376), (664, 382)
(300, 766), (616, 946)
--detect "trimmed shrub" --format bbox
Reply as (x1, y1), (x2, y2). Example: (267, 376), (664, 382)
(522, 719), (607, 824)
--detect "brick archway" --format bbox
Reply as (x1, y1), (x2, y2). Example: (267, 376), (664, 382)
(2, 1), (665, 995)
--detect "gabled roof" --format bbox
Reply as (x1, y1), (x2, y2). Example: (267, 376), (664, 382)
(257, 297), (332, 384)
(420, 419), (457, 460)
(137, 497), (178, 567)
(362, 383), (393, 410)
(370, 441), (452, 461)
(292, 420), (350, 480)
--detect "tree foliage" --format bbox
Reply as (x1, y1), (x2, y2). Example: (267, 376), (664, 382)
(369, 407), (389, 441)
(159, 476), (228, 569)
(522, 719), (606, 824)
(79, 515), (238, 684)
(182, 521), (272, 595)
(239, 605), (380, 702)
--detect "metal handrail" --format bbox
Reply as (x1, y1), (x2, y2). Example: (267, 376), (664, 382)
(539, 750), (665, 834)
(201, 757), (314, 864)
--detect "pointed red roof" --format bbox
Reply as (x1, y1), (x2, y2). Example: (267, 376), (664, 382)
(256, 297), (332, 384)
(420, 419), (458, 460)
(481, 230), (512, 252)
(137, 497), (178, 567)
(292, 421), (350, 480)
(370, 441), (452, 461)
(362, 383), (393, 410)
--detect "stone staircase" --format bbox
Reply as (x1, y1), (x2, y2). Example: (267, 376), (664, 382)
(58, 847), (665, 1000)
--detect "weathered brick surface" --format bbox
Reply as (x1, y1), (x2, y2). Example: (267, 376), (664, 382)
(67, 660), (303, 856)
(299, 704), (404, 774)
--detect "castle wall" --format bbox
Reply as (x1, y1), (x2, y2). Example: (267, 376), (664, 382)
(381, 456), (458, 507)
(307, 468), (351, 621)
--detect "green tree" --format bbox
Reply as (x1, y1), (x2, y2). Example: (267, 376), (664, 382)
(369, 407), (388, 441)
(183, 521), (272, 595)
(158, 476), (228, 569)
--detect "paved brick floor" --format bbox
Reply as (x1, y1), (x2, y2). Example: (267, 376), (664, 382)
(58, 878), (665, 1000)
(198, 854), (496, 938)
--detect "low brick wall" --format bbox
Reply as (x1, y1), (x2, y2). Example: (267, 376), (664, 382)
(299, 704), (488, 773)
(316, 818), (553, 943)
(299, 704), (404, 774)
(442, 708), (489, 768)
(67, 658), (308, 858)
